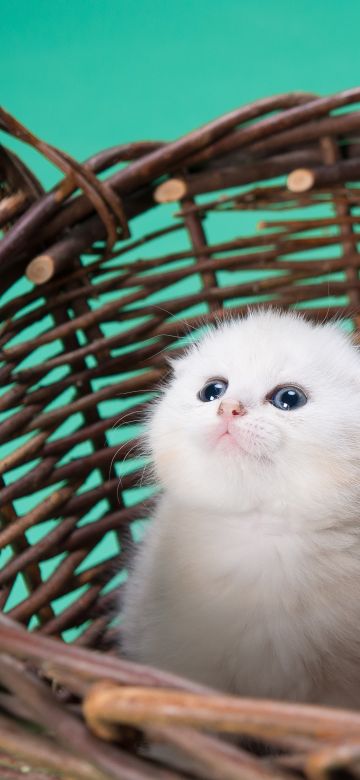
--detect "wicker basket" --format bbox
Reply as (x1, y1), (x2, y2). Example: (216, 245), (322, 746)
(1, 89), (360, 780)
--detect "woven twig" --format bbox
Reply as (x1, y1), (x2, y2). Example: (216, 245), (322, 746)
(2, 89), (360, 778)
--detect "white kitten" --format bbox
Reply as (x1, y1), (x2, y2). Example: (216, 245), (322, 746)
(122, 309), (360, 708)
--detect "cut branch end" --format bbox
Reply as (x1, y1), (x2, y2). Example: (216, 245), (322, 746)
(287, 168), (315, 193)
(154, 178), (187, 203)
(26, 255), (55, 285)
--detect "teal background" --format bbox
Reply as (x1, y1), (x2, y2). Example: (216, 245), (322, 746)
(1, 0), (359, 631)
(2, 0), (360, 182)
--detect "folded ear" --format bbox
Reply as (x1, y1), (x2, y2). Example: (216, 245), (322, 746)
(350, 331), (360, 348)
(333, 327), (360, 384)
(165, 351), (186, 377)
(165, 341), (201, 378)
(166, 354), (179, 372)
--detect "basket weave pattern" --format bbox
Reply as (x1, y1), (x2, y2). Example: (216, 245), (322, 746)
(1, 90), (360, 778)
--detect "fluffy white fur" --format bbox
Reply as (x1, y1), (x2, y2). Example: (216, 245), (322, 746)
(122, 310), (360, 707)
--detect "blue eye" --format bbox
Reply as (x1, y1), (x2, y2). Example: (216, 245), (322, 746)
(198, 379), (228, 402)
(269, 385), (308, 411)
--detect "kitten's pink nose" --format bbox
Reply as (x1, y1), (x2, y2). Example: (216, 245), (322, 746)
(217, 399), (247, 417)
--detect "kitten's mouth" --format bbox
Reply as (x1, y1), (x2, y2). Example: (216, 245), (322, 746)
(216, 425), (247, 453)
(216, 430), (271, 463)
(219, 430), (235, 442)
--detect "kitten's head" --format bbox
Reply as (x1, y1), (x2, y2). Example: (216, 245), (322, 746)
(147, 310), (360, 519)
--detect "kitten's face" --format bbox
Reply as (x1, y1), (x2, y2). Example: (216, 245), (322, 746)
(148, 312), (360, 517)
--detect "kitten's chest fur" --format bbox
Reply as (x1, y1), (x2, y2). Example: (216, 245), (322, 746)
(167, 504), (356, 612)
(129, 499), (360, 705)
